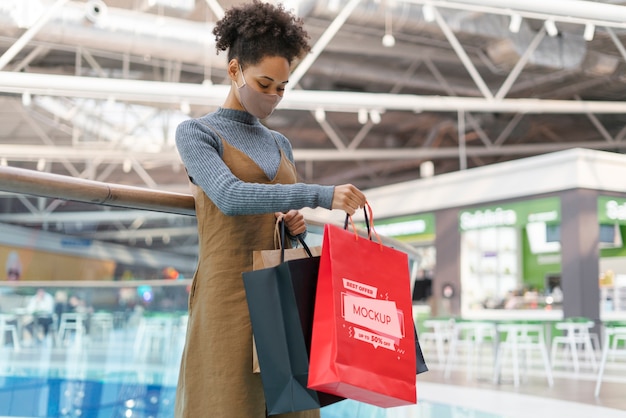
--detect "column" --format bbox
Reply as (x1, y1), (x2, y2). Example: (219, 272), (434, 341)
(560, 189), (600, 322)
(434, 207), (461, 317)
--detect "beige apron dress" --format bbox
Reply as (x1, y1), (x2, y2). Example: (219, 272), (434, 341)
(175, 131), (321, 418)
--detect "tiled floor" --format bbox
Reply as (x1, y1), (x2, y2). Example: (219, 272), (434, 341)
(416, 339), (626, 416)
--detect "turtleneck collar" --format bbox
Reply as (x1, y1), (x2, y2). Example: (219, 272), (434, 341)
(215, 107), (259, 125)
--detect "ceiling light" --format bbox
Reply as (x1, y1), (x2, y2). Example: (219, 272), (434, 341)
(422, 5), (435, 23)
(0, 158), (7, 166)
(382, 7), (395, 48)
(180, 101), (191, 114)
(22, 91), (32, 107)
(37, 158), (46, 171)
(85, 0), (108, 24)
(123, 159), (132, 173)
(357, 108), (368, 125)
(420, 161), (434, 178)
(327, 0), (340, 13)
(314, 108), (326, 123)
(369, 110), (382, 124)
(544, 19), (558, 37)
(382, 33), (396, 47)
(584, 23), (595, 41)
(509, 14), (522, 33)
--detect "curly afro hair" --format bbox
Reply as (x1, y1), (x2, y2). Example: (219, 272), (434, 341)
(213, 0), (311, 67)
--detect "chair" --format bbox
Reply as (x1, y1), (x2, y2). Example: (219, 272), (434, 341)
(419, 318), (454, 366)
(493, 321), (553, 387)
(550, 318), (597, 373)
(133, 315), (176, 362)
(595, 321), (626, 397)
(57, 312), (88, 346)
(90, 312), (114, 342)
(444, 319), (496, 380)
(0, 314), (20, 351)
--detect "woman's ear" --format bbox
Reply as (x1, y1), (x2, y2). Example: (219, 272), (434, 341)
(227, 59), (240, 82)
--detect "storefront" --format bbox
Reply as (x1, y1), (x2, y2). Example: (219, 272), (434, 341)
(341, 148), (626, 321)
(458, 197), (561, 315)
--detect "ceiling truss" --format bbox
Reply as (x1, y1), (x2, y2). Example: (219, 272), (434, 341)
(1, 0), (626, 251)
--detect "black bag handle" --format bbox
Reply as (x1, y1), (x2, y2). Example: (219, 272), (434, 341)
(279, 219), (313, 263)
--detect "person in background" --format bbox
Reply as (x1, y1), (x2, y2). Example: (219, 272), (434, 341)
(24, 288), (55, 344)
(173, 2), (366, 417)
(64, 294), (93, 335)
(53, 290), (68, 329)
(5, 251), (22, 281)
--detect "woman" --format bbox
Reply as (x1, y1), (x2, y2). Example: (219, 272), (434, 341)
(174, 2), (367, 417)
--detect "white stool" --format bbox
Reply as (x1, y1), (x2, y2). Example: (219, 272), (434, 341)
(550, 319), (597, 373)
(57, 312), (87, 346)
(609, 330), (626, 361)
(133, 316), (175, 362)
(90, 312), (114, 342)
(444, 320), (495, 380)
(595, 323), (626, 397)
(493, 321), (553, 387)
(420, 318), (454, 366)
(0, 314), (20, 350)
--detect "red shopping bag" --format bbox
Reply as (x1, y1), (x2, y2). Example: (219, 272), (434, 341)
(308, 207), (417, 408)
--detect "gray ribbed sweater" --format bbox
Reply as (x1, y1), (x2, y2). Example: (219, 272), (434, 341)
(176, 108), (335, 216)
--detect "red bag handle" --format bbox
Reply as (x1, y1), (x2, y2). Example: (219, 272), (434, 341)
(343, 202), (383, 248)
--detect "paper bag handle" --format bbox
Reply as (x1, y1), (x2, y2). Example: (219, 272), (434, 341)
(277, 219), (314, 263)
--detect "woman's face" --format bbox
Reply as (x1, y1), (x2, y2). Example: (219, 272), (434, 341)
(235, 55), (290, 97)
(227, 55), (290, 118)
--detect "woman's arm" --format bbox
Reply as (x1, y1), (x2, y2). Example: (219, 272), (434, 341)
(176, 120), (335, 216)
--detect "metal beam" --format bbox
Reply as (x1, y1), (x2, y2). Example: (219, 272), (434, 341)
(286, 0), (362, 90)
(2, 72), (626, 114)
(0, 0), (69, 71)
(431, 6), (493, 99)
(292, 141), (626, 160)
(405, 0), (626, 28)
(4, 140), (626, 163)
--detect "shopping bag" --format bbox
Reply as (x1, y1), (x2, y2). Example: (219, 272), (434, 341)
(251, 222), (321, 374)
(308, 205), (418, 408)
(414, 323), (429, 374)
(243, 220), (343, 415)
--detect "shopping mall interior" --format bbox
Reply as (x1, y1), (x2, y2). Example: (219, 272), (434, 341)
(1, 0), (626, 417)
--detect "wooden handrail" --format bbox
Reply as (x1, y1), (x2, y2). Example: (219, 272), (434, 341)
(0, 166), (421, 258)
(0, 165), (195, 216)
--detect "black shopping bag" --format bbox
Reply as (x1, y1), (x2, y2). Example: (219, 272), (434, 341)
(243, 221), (343, 415)
(415, 323), (429, 374)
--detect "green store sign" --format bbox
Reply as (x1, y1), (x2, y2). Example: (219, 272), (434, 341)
(459, 197), (560, 231)
(372, 213), (435, 242)
(598, 196), (626, 225)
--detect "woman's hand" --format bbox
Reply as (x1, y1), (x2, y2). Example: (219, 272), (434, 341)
(275, 210), (306, 236)
(332, 184), (367, 215)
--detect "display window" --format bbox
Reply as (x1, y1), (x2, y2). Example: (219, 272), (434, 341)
(458, 197), (561, 315)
